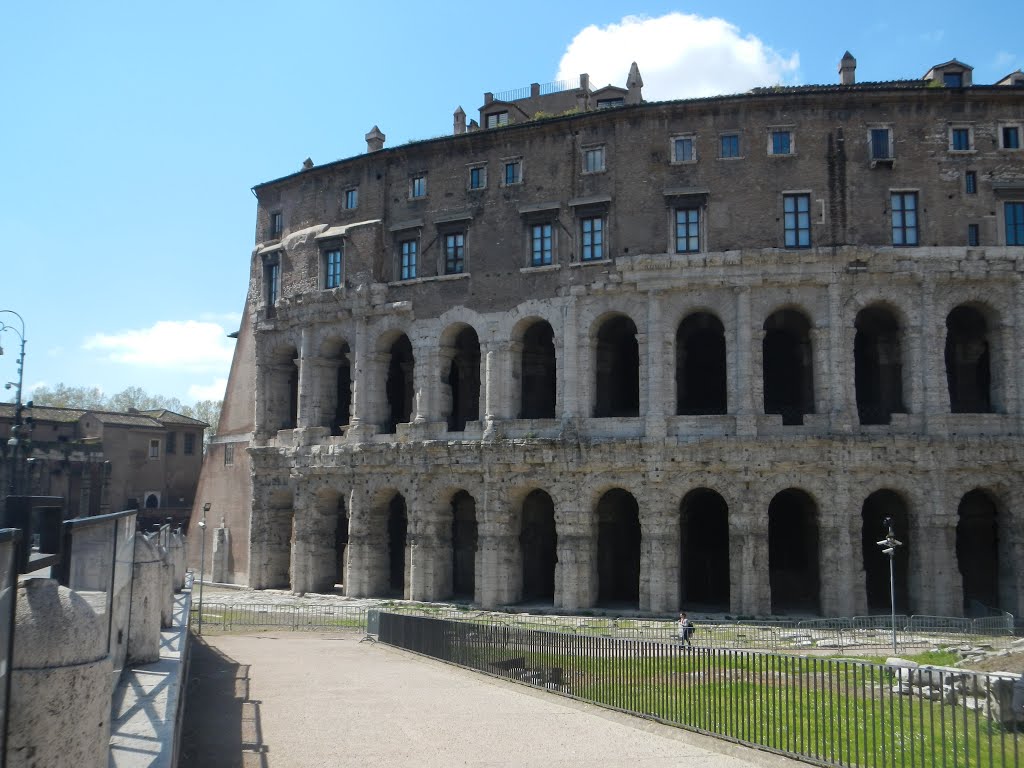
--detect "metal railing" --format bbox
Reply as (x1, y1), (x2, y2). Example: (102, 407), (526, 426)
(379, 613), (1024, 768)
(192, 602), (368, 633)
(0, 529), (20, 768)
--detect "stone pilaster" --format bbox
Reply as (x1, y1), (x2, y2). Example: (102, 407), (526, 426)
(296, 327), (314, 428)
(733, 287), (756, 434)
(476, 518), (520, 609)
(412, 338), (434, 425)
(408, 503), (450, 602)
(921, 279), (948, 436)
(345, 492), (388, 597)
(730, 509), (769, 615)
(811, 327), (829, 417)
(560, 292), (581, 421)
(554, 507), (596, 610)
(640, 514), (678, 614)
(644, 293), (667, 438)
(347, 320), (374, 440)
(829, 282), (854, 431)
(818, 485), (858, 617)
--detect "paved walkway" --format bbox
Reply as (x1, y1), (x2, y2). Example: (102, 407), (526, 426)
(179, 631), (804, 768)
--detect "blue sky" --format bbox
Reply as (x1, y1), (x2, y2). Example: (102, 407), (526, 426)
(1, 1), (1020, 407)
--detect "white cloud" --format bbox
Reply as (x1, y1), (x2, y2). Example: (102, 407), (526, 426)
(83, 320), (235, 372)
(556, 13), (799, 101)
(188, 378), (228, 402)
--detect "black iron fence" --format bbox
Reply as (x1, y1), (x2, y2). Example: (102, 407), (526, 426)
(379, 613), (1023, 768)
(0, 528), (20, 768)
(192, 602), (368, 633)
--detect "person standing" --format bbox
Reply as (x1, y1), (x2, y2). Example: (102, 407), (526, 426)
(678, 612), (694, 647)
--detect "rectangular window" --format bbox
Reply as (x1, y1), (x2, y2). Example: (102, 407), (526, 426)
(870, 128), (892, 160)
(783, 194), (811, 248)
(771, 130), (792, 155)
(444, 232), (465, 274)
(400, 239), (418, 279)
(485, 111), (508, 128)
(675, 208), (700, 253)
(469, 166), (485, 190)
(968, 223), (980, 246)
(531, 223), (553, 266)
(673, 136), (695, 163)
(965, 171), (977, 194)
(410, 175), (426, 198)
(166, 431), (176, 454)
(224, 443), (234, 466)
(344, 188), (358, 209)
(149, 439), (160, 459)
(1006, 202), (1024, 245)
(951, 127), (972, 151)
(597, 98), (624, 109)
(504, 160), (521, 185)
(184, 433), (196, 455)
(720, 134), (740, 158)
(581, 216), (604, 261)
(265, 261), (280, 306)
(324, 248), (343, 289)
(270, 211), (283, 237)
(1002, 126), (1021, 149)
(583, 146), (605, 173)
(891, 192), (919, 246)
(944, 71), (963, 88)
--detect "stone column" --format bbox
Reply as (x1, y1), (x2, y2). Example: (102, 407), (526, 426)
(913, 477), (960, 615)
(644, 293), (667, 438)
(296, 327), (314, 428)
(730, 502), (770, 615)
(347, 320), (375, 440)
(482, 340), (508, 436)
(554, 505), (597, 610)
(411, 338), (434, 425)
(253, 361), (269, 438)
(828, 282), (855, 431)
(290, 489), (337, 595)
(818, 485), (858, 617)
(811, 328), (829, 417)
(345, 492), (386, 597)
(409, 502), (450, 602)
(921, 279), (949, 436)
(733, 287), (756, 434)
(477, 518), (520, 609)
(560, 291), (582, 422)
(212, 524), (231, 584)
(640, 513), (678, 614)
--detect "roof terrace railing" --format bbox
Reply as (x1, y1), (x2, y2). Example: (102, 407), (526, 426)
(492, 79), (573, 103)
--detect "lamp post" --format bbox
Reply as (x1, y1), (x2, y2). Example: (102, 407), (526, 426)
(876, 516), (903, 654)
(0, 310), (28, 495)
(198, 502), (210, 635)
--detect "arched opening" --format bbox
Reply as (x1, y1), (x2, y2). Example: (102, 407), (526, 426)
(855, 306), (905, 425)
(332, 343), (351, 435)
(263, 491), (293, 589)
(520, 321), (556, 419)
(267, 345), (299, 431)
(861, 490), (910, 613)
(676, 312), (727, 415)
(594, 315), (639, 418)
(386, 494), (408, 596)
(596, 489), (641, 606)
(945, 306), (993, 413)
(446, 327), (481, 431)
(520, 490), (557, 602)
(335, 496), (348, 589)
(145, 494), (159, 509)
(763, 310), (814, 425)
(679, 488), (730, 610)
(956, 490), (1002, 613)
(451, 491), (477, 599)
(768, 489), (820, 614)
(384, 335), (414, 434)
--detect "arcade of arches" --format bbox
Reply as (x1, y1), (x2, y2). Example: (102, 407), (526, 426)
(252, 477), (1020, 618)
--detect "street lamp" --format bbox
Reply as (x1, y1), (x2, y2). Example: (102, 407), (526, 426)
(876, 516), (904, 654)
(198, 502), (210, 635)
(0, 310), (29, 495)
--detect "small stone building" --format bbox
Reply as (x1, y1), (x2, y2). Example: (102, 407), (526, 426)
(192, 55), (1024, 618)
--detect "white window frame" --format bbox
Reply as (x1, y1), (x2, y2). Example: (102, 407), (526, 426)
(768, 127), (796, 157)
(718, 132), (742, 160)
(867, 126), (894, 163)
(467, 163), (487, 191)
(671, 134), (697, 164)
(673, 206), (702, 253)
(890, 189), (921, 247)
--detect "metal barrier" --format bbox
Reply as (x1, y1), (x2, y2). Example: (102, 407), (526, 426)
(0, 529), (20, 768)
(379, 613), (1024, 768)
(192, 602), (367, 633)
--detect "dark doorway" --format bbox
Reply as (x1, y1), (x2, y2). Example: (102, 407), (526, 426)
(520, 490), (557, 602)
(945, 306), (993, 413)
(861, 490), (910, 613)
(768, 489), (820, 614)
(332, 343), (352, 435)
(447, 328), (481, 431)
(594, 316), (640, 417)
(385, 335), (414, 433)
(520, 321), (556, 419)
(763, 310), (814, 425)
(956, 490), (999, 613)
(451, 491), (477, 599)
(335, 496), (348, 588)
(387, 494), (407, 596)
(596, 489), (641, 606)
(676, 313), (727, 414)
(679, 489), (730, 610)
(855, 307), (904, 425)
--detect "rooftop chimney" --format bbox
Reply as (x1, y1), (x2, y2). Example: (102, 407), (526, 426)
(301, 157), (314, 170)
(626, 62), (644, 104)
(453, 106), (466, 135)
(365, 125), (386, 153)
(839, 51), (857, 85)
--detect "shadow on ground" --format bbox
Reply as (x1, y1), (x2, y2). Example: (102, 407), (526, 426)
(178, 635), (268, 767)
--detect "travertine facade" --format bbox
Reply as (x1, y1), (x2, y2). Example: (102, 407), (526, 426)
(193, 57), (1024, 618)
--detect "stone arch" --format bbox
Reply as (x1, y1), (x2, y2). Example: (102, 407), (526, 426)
(593, 313), (640, 418)
(679, 488), (730, 610)
(763, 308), (814, 425)
(266, 343), (299, 431)
(956, 488), (1015, 614)
(377, 331), (414, 433)
(676, 312), (727, 415)
(945, 303), (999, 413)
(860, 489), (911, 613)
(855, 304), (906, 425)
(440, 323), (481, 432)
(318, 335), (352, 435)
(449, 490), (478, 600)
(595, 488), (641, 606)
(259, 488), (294, 590)
(519, 489), (557, 603)
(513, 318), (557, 420)
(385, 492), (409, 597)
(768, 488), (820, 614)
